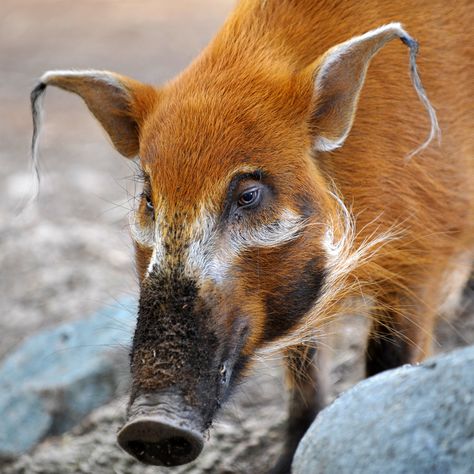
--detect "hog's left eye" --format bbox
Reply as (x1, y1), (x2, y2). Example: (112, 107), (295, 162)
(237, 188), (261, 208)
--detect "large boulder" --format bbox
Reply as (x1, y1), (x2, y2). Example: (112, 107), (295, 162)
(0, 299), (136, 460)
(293, 345), (474, 474)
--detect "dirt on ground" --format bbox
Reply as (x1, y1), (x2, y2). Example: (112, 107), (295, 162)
(1, 1), (473, 473)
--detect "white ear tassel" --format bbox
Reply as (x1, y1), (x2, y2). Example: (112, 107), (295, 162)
(29, 81), (47, 204)
(29, 69), (125, 206)
(313, 23), (440, 157)
(398, 33), (441, 159)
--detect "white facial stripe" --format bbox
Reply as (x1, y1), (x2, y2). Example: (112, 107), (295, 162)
(133, 205), (305, 282)
(231, 209), (305, 250)
(129, 213), (154, 246)
(146, 234), (166, 275)
(183, 208), (306, 284)
(129, 210), (166, 275)
(185, 210), (220, 280)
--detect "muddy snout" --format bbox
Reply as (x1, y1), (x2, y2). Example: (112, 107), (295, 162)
(117, 391), (204, 466)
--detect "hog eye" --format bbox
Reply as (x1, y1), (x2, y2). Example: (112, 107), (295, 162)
(141, 192), (154, 214)
(237, 188), (261, 208)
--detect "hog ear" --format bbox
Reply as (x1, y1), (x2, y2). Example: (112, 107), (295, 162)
(31, 70), (158, 159)
(308, 22), (439, 154)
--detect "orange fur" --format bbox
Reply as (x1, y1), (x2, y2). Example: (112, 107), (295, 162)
(137, 0), (473, 358)
(32, 1), (474, 469)
(33, 0), (473, 361)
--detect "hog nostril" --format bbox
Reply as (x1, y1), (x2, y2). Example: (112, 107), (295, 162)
(128, 440), (146, 458)
(127, 437), (193, 466)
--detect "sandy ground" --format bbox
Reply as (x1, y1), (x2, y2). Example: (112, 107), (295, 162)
(0, 1), (473, 473)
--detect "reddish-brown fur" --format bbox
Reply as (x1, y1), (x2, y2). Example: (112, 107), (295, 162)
(137, 0), (473, 356)
(32, 0), (473, 471)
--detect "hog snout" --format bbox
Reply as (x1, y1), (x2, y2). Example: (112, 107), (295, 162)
(118, 391), (204, 466)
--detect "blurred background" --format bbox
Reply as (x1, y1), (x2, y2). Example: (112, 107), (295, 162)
(0, 1), (473, 473)
(0, 0), (234, 362)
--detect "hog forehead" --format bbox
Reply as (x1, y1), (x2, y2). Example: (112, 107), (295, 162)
(139, 77), (310, 200)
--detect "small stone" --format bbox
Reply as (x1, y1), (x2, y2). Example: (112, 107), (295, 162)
(0, 298), (136, 459)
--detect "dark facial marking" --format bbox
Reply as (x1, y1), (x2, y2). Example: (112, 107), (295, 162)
(264, 258), (325, 341)
(296, 192), (315, 219)
(131, 267), (220, 426)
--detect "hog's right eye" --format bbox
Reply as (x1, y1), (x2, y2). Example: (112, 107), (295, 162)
(141, 192), (154, 216)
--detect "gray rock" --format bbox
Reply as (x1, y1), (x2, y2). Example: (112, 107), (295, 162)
(2, 361), (290, 474)
(293, 345), (474, 474)
(0, 299), (136, 460)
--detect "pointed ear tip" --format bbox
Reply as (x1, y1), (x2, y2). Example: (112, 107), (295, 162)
(35, 70), (62, 89)
(38, 69), (63, 85)
(386, 21), (403, 30)
(372, 21), (405, 35)
(382, 22), (418, 47)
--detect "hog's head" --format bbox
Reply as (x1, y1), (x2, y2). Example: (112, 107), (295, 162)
(31, 21), (432, 465)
